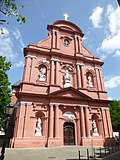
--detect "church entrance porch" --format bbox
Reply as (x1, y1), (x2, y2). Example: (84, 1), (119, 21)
(64, 122), (75, 145)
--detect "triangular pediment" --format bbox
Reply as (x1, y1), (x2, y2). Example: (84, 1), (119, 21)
(49, 87), (92, 100)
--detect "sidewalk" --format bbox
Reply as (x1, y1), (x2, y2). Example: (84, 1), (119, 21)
(2, 146), (120, 160)
(3, 146), (98, 160)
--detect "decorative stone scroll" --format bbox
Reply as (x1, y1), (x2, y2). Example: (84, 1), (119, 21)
(63, 112), (75, 122)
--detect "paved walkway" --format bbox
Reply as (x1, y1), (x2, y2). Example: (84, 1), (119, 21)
(2, 146), (99, 160)
(2, 146), (120, 160)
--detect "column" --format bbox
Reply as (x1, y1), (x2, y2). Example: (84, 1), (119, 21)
(99, 69), (106, 91)
(49, 104), (54, 138)
(16, 102), (26, 138)
(79, 37), (83, 53)
(80, 106), (86, 137)
(101, 108), (109, 137)
(77, 108), (81, 145)
(52, 30), (58, 49)
(75, 35), (79, 53)
(84, 107), (90, 137)
(23, 102), (32, 137)
(105, 108), (113, 137)
(77, 36), (80, 53)
(56, 30), (60, 49)
(55, 60), (60, 85)
(23, 56), (32, 82)
(80, 64), (86, 88)
(30, 57), (36, 83)
(76, 63), (81, 88)
(50, 59), (54, 85)
(54, 104), (59, 138)
(95, 67), (101, 91)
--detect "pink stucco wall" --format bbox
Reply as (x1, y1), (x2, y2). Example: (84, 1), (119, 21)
(11, 20), (115, 148)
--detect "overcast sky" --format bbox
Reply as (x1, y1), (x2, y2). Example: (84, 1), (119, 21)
(0, 0), (120, 100)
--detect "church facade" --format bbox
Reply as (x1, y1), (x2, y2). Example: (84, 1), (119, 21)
(11, 20), (115, 148)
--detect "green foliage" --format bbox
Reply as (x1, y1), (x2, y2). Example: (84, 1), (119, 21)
(0, 56), (11, 129)
(0, 0), (27, 26)
(109, 100), (120, 131)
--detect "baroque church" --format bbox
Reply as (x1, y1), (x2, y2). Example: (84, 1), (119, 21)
(11, 20), (115, 148)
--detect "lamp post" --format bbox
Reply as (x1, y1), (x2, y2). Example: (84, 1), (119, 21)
(0, 104), (13, 160)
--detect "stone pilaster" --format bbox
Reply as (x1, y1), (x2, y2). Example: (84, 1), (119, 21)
(50, 59), (55, 85)
(30, 56), (37, 83)
(99, 68), (106, 91)
(105, 108), (113, 137)
(49, 104), (54, 138)
(55, 60), (60, 85)
(54, 104), (59, 138)
(95, 67), (101, 91)
(80, 64), (86, 88)
(101, 108), (109, 137)
(80, 106), (86, 137)
(16, 102), (26, 138)
(76, 63), (81, 88)
(23, 55), (32, 82)
(84, 106), (90, 138)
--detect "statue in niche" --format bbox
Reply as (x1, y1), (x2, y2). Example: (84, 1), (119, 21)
(64, 69), (72, 88)
(39, 67), (46, 81)
(92, 120), (99, 136)
(35, 117), (42, 136)
(87, 75), (93, 87)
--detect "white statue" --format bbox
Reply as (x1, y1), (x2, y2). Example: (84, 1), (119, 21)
(92, 120), (99, 136)
(35, 117), (42, 136)
(64, 69), (72, 88)
(87, 75), (93, 87)
(39, 67), (46, 81)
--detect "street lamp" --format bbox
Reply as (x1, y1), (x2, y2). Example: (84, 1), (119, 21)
(0, 104), (13, 160)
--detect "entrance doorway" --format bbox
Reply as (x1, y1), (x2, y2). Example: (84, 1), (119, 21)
(64, 122), (75, 145)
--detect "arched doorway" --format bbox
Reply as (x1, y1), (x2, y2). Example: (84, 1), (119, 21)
(64, 122), (75, 145)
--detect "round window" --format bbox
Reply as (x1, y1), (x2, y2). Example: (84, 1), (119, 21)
(64, 39), (70, 46)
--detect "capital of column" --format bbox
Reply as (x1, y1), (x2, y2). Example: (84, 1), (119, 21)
(80, 106), (84, 108)
(84, 106), (89, 109)
(50, 58), (60, 62)
(52, 30), (59, 35)
(54, 104), (59, 107)
(20, 101), (32, 106)
(75, 35), (80, 40)
(49, 104), (54, 107)
(20, 101), (26, 105)
(25, 55), (37, 59)
(95, 67), (100, 70)
(26, 102), (32, 106)
(101, 107), (109, 110)
(76, 63), (84, 66)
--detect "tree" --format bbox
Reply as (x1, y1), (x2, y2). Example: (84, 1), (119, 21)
(0, 56), (11, 129)
(0, 0), (27, 33)
(109, 100), (120, 131)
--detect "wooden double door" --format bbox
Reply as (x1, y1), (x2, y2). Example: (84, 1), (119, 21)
(64, 122), (75, 145)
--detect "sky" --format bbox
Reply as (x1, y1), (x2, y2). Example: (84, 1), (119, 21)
(0, 0), (120, 100)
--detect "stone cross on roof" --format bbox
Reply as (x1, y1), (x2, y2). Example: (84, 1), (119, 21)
(63, 13), (69, 21)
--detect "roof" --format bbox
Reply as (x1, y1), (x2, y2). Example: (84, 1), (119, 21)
(12, 80), (21, 87)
